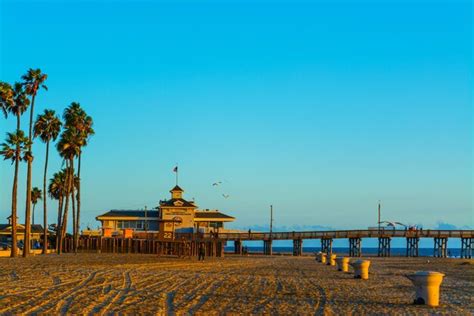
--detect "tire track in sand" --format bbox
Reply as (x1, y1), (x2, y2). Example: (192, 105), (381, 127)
(22, 270), (100, 315)
(88, 271), (132, 315)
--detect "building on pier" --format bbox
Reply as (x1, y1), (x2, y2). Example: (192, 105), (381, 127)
(96, 185), (235, 238)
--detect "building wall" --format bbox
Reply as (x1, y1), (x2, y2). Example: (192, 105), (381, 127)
(161, 207), (195, 232)
(100, 219), (159, 231)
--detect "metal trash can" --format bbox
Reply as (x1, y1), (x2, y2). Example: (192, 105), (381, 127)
(320, 253), (327, 264)
(405, 271), (445, 307)
(327, 254), (337, 266)
(350, 259), (371, 280)
(336, 257), (350, 272)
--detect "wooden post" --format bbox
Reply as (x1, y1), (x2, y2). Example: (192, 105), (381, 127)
(378, 237), (391, 257)
(434, 237), (448, 258)
(349, 238), (361, 257)
(461, 238), (472, 259)
(406, 237), (419, 257)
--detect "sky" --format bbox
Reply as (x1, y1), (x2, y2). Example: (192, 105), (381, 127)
(0, 0), (472, 236)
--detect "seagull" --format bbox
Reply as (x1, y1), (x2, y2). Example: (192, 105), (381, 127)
(380, 221), (407, 228)
(222, 194), (230, 199)
(212, 181), (222, 186)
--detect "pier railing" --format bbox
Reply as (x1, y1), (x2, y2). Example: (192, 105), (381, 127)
(200, 229), (474, 241)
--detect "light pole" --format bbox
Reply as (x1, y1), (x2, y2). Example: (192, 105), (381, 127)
(270, 205), (273, 240)
(378, 201), (381, 235)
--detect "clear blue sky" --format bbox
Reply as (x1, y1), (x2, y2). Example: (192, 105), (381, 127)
(0, 0), (472, 233)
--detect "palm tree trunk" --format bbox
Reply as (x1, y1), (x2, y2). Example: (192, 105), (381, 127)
(55, 195), (63, 252)
(10, 114), (21, 257)
(59, 160), (71, 254)
(42, 141), (49, 254)
(75, 154), (81, 253)
(70, 159), (77, 253)
(32, 204), (36, 225)
(11, 145), (19, 258)
(23, 93), (36, 257)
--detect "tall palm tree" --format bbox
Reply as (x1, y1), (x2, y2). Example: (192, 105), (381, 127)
(56, 129), (81, 253)
(64, 103), (94, 252)
(31, 187), (42, 225)
(0, 130), (30, 257)
(22, 68), (48, 257)
(34, 109), (62, 254)
(2, 83), (30, 258)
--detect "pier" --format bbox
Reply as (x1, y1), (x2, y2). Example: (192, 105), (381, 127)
(212, 229), (474, 258)
(68, 229), (474, 259)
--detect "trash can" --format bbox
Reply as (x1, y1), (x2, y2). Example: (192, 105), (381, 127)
(405, 271), (445, 307)
(327, 254), (337, 266)
(336, 257), (350, 272)
(350, 259), (371, 280)
(320, 253), (327, 264)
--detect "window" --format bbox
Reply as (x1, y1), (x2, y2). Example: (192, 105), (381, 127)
(209, 222), (223, 229)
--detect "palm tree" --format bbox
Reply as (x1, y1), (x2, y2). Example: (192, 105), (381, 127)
(49, 168), (79, 253)
(21, 68), (48, 257)
(1, 83), (30, 258)
(64, 102), (94, 252)
(34, 109), (62, 254)
(31, 187), (42, 225)
(56, 129), (81, 253)
(0, 130), (30, 257)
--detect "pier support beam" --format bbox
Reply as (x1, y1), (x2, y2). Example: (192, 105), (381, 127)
(349, 238), (361, 257)
(293, 239), (303, 256)
(433, 237), (448, 258)
(378, 237), (391, 257)
(234, 240), (243, 255)
(263, 240), (273, 255)
(321, 238), (333, 254)
(461, 238), (472, 259)
(406, 237), (419, 257)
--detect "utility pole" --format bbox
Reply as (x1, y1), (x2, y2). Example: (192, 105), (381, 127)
(270, 205), (273, 240)
(378, 201), (381, 235)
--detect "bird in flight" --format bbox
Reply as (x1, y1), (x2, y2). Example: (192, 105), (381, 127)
(212, 181), (222, 186)
(379, 221), (406, 227)
(222, 194), (230, 199)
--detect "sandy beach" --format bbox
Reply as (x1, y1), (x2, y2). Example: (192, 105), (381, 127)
(0, 254), (472, 315)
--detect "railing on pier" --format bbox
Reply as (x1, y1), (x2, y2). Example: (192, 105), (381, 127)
(199, 229), (474, 241)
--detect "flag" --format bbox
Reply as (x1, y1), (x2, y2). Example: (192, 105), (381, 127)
(173, 166), (178, 173)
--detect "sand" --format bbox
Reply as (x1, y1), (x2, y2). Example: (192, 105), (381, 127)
(0, 253), (472, 315)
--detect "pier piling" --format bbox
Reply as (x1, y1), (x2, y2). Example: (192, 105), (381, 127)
(378, 237), (391, 257)
(293, 239), (303, 256)
(263, 240), (273, 255)
(406, 237), (419, 257)
(349, 237), (361, 257)
(433, 237), (448, 258)
(321, 238), (333, 254)
(460, 237), (472, 259)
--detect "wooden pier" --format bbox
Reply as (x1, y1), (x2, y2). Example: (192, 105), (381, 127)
(63, 229), (473, 259)
(208, 229), (473, 258)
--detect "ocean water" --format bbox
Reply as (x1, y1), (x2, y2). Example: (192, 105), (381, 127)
(225, 246), (465, 257)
